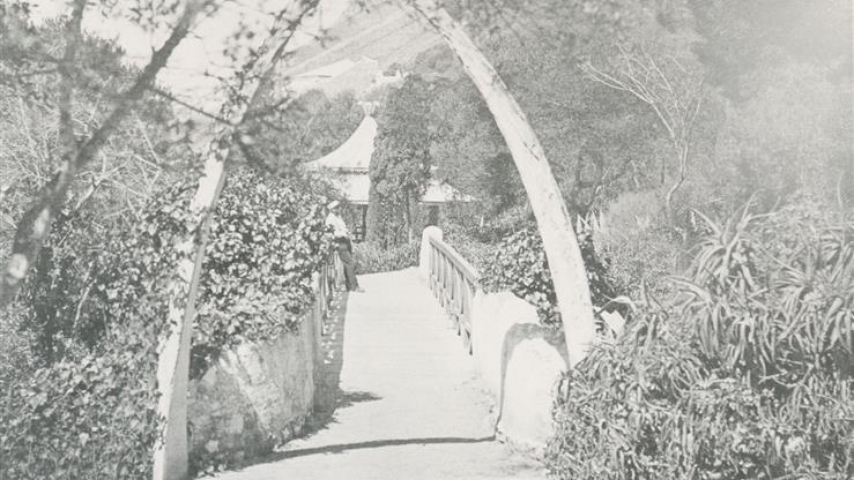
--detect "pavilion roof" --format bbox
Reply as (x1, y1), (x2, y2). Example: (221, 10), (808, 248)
(303, 115), (473, 204)
(303, 115), (376, 172)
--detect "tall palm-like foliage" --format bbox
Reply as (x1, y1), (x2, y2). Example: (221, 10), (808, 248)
(548, 200), (853, 479)
(676, 201), (854, 389)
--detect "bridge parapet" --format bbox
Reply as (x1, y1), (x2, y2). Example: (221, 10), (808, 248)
(183, 250), (341, 469)
(418, 227), (568, 451)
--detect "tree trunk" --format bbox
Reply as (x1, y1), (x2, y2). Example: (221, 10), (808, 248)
(405, 3), (596, 367)
(152, 4), (321, 479)
(664, 143), (689, 226)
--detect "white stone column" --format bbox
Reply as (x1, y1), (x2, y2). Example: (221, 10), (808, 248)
(419, 226), (442, 280)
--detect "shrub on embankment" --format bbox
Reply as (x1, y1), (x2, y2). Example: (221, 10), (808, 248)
(447, 225), (619, 329)
(0, 168), (332, 479)
(546, 201), (854, 479)
(353, 240), (419, 274)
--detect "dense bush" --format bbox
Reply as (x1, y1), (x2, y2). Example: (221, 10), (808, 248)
(479, 226), (618, 327)
(149, 170), (331, 371)
(594, 190), (683, 299)
(14, 209), (105, 365)
(546, 201), (854, 479)
(678, 199), (853, 385)
(0, 348), (159, 479)
(352, 240), (419, 274)
(441, 223), (497, 271)
(0, 168), (333, 479)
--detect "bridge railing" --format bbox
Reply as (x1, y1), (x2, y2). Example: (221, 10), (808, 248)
(427, 233), (480, 353)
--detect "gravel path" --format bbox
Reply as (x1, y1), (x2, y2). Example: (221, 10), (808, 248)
(208, 268), (547, 480)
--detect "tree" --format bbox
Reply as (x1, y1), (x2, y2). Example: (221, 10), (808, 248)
(0, 20), (192, 313)
(0, 0), (204, 305)
(710, 61), (853, 210)
(369, 74), (433, 244)
(417, 2), (670, 230)
(241, 88), (363, 171)
(689, 0), (852, 100)
(427, 72), (518, 226)
(576, 0), (706, 222)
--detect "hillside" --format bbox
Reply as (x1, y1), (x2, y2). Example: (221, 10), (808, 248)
(278, 4), (442, 96)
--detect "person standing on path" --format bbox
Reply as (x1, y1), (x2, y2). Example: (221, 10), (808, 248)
(325, 200), (364, 292)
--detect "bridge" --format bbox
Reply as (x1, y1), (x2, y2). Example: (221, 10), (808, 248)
(202, 231), (555, 479)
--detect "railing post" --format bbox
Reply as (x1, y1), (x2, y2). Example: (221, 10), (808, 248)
(431, 243), (438, 295)
(443, 254), (450, 307)
(443, 258), (447, 309)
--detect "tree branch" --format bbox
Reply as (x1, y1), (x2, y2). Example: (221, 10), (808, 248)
(147, 86), (235, 125)
(0, 0), (205, 307)
(57, 0), (87, 172)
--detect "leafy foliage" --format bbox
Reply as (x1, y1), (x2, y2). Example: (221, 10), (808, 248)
(1, 168), (332, 479)
(0, 349), (159, 480)
(546, 202), (854, 479)
(593, 190), (683, 299)
(16, 209), (108, 364)
(676, 200), (854, 387)
(198, 170), (332, 353)
(480, 226), (618, 327)
(367, 75), (434, 246)
(239, 89), (363, 172)
(352, 240), (419, 275)
(99, 167), (333, 374)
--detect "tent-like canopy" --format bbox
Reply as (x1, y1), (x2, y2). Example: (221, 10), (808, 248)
(303, 115), (472, 205)
(304, 115), (376, 173)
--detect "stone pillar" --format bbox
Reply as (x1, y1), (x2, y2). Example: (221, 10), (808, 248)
(419, 226), (442, 280)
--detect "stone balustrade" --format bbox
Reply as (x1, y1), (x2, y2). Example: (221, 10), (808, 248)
(420, 227), (569, 451)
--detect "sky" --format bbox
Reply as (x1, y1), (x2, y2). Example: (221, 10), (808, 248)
(29, 0), (357, 105)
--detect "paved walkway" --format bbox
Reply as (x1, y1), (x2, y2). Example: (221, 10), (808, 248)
(210, 268), (547, 480)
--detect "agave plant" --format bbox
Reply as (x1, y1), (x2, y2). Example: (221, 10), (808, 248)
(548, 200), (854, 480)
(674, 200), (854, 389)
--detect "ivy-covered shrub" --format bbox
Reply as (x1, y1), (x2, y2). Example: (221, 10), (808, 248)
(94, 168), (332, 374)
(352, 240), (418, 274)
(441, 222), (498, 270)
(546, 201), (854, 479)
(0, 348), (159, 480)
(479, 226), (618, 327)
(1, 205), (160, 479)
(0, 167), (333, 479)
(14, 208), (103, 365)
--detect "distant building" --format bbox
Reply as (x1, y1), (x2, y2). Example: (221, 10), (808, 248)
(303, 114), (472, 241)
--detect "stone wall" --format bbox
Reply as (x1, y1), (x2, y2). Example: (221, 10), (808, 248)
(470, 291), (568, 449)
(186, 299), (323, 469)
(419, 227), (569, 451)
